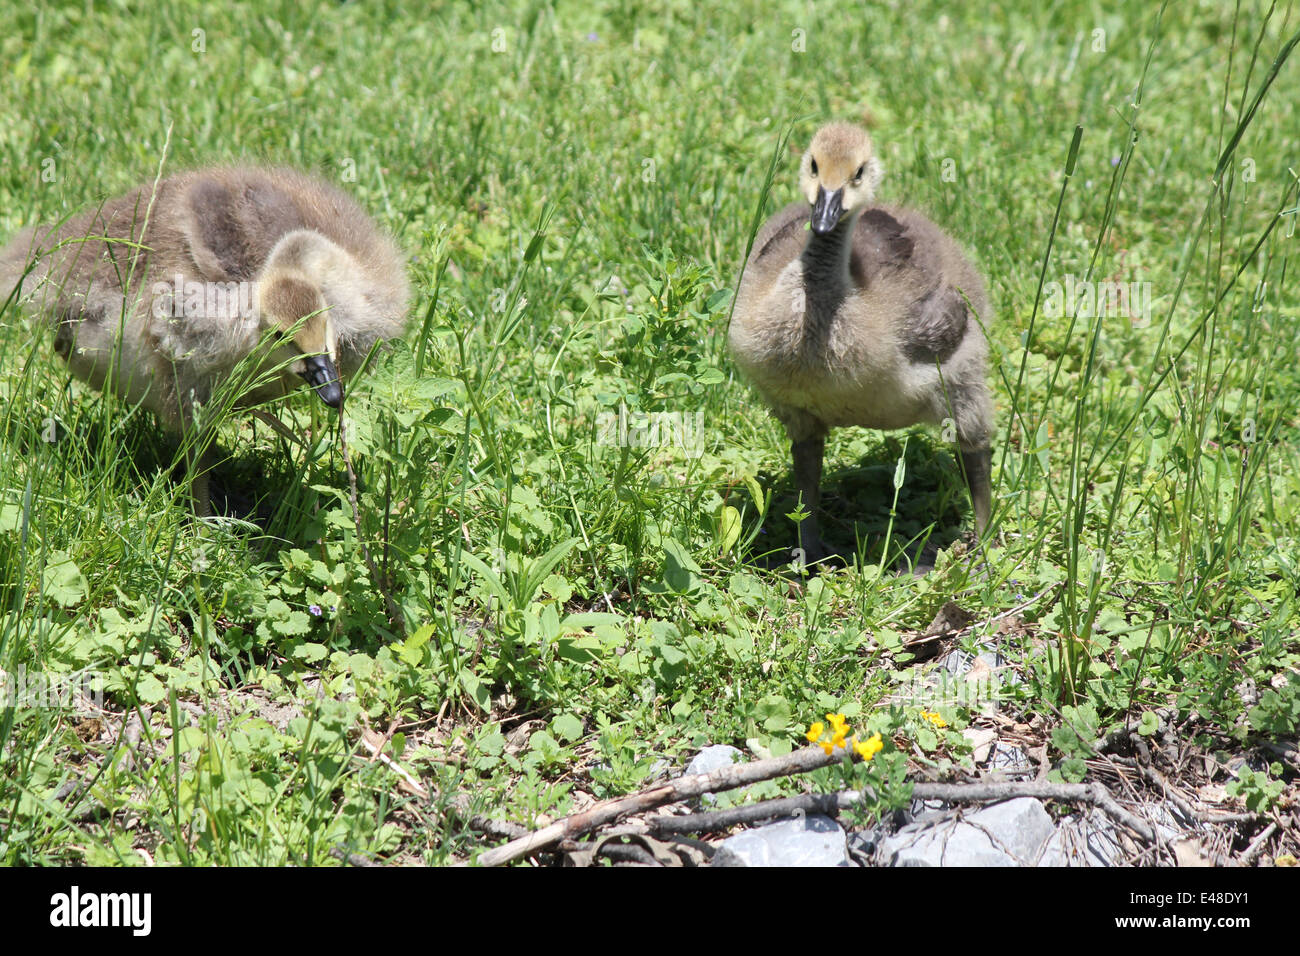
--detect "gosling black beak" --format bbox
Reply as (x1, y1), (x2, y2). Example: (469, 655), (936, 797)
(811, 186), (844, 235)
(299, 353), (343, 408)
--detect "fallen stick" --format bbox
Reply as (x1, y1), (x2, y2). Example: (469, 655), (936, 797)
(328, 847), (378, 867)
(444, 793), (532, 842)
(477, 745), (840, 866)
(358, 728), (427, 799)
(478, 751), (1167, 865)
(646, 792), (858, 835)
(1237, 820), (1278, 866)
(1131, 762), (1259, 825)
(637, 780), (1160, 845)
(910, 781), (1159, 844)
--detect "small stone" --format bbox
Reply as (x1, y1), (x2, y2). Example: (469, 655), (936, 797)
(963, 727), (997, 763)
(879, 798), (1054, 866)
(712, 814), (849, 867)
(942, 649), (975, 676)
(684, 744), (744, 807)
(988, 742), (1033, 775)
(1173, 838), (1211, 867)
(969, 798), (1055, 863)
(685, 745), (743, 777)
(846, 828), (882, 866)
(880, 817), (1014, 867)
(1039, 810), (1126, 867)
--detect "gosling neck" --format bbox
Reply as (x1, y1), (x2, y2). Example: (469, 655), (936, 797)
(800, 211), (859, 316)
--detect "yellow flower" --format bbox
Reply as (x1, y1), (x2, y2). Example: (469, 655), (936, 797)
(853, 733), (883, 761)
(1276, 855), (1297, 867)
(921, 710), (948, 729)
(811, 714), (857, 755)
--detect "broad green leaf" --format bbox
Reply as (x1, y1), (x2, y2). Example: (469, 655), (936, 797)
(397, 623), (436, 666)
(662, 539), (701, 594)
(461, 671), (490, 712)
(273, 612), (312, 636)
(551, 713), (584, 741)
(42, 552), (87, 607)
(294, 642), (327, 663)
(717, 505), (742, 553)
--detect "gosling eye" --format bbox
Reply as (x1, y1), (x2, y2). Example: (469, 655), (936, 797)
(810, 158), (818, 177)
(853, 164), (865, 183)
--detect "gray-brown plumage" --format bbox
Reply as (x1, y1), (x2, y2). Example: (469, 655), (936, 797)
(0, 166), (410, 514)
(729, 123), (992, 563)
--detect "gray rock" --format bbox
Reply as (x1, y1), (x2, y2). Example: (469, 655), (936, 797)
(685, 744), (743, 777)
(1044, 800), (1183, 868)
(964, 727), (998, 763)
(988, 742), (1034, 775)
(1146, 801), (1187, 843)
(712, 813), (849, 867)
(880, 816), (1013, 866)
(1039, 810), (1127, 867)
(943, 647), (1007, 676)
(684, 744), (744, 807)
(878, 797), (1055, 866)
(971, 797), (1057, 862)
(846, 828), (882, 866)
(908, 798), (951, 818)
(933, 645), (1020, 714)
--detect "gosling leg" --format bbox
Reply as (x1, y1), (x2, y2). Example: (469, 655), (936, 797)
(960, 445), (992, 536)
(791, 436), (828, 565)
(182, 400), (216, 518)
(186, 440), (216, 517)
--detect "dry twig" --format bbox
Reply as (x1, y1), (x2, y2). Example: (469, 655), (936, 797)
(477, 744), (1172, 865)
(632, 780), (1159, 845)
(1238, 820), (1278, 866)
(1132, 762), (1259, 825)
(477, 745), (840, 866)
(646, 792), (852, 835)
(909, 781), (1159, 843)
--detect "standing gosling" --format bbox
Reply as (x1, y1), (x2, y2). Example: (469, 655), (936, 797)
(0, 166), (410, 514)
(729, 123), (992, 563)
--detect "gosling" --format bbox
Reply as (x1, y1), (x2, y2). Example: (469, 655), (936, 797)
(729, 123), (992, 564)
(0, 166), (410, 515)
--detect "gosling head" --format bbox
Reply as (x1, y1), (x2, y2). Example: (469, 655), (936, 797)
(799, 123), (885, 236)
(257, 270), (343, 409)
(255, 230), (357, 408)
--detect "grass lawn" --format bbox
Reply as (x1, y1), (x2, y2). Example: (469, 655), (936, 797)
(0, 0), (1297, 865)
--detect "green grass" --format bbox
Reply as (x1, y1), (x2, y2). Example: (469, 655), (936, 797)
(1, 0), (1298, 865)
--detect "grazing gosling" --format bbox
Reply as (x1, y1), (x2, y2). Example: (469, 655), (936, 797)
(729, 123), (992, 564)
(0, 166), (410, 514)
